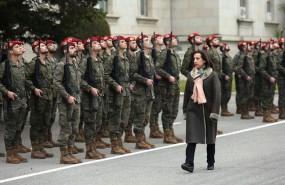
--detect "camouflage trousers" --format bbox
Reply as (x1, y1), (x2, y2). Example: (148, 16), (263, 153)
(261, 79), (276, 109)
(254, 75), (262, 107)
(132, 93), (153, 135)
(125, 93), (134, 131)
(57, 102), (80, 146)
(220, 78), (232, 106)
(235, 74), (241, 107)
(49, 97), (58, 131)
(4, 99), (27, 148)
(29, 96), (52, 143)
(100, 91), (110, 133)
(238, 78), (254, 107)
(109, 94), (131, 138)
(278, 76), (285, 108)
(160, 84), (180, 130)
(149, 85), (162, 125)
(82, 96), (103, 144)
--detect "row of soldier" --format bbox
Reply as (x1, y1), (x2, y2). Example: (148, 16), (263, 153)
(0, 33), (185, 164)
(1, 31), (283, 165)
(182, 33), (284, 123)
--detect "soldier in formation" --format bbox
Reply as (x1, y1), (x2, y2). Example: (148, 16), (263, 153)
(155, 33), (183, 144)
(3, 32), (284, 164)
(26, 40), (54, 159)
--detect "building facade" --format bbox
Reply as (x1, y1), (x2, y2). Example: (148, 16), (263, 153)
(100, 0), (284, 55)
(23, 0), (284, 62)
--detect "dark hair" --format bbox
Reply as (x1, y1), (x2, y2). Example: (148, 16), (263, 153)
(191, 50), (213, 69)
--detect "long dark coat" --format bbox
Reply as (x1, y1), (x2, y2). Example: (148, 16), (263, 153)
(183, 67), (221, 144)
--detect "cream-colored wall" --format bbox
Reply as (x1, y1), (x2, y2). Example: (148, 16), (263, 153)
(106, 0), (171, 37)
(23, 0), (285, 62)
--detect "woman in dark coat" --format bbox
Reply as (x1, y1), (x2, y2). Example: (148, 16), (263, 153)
(181, 50), (221, 173)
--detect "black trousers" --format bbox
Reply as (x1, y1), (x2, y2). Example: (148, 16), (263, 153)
(185, 143), (215, 165)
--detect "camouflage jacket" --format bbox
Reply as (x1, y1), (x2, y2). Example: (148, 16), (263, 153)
(26, 57), (53, 100)
(79, 56), (105, 94)
(130, 51), (155, 96)
(155, 49), (181, 86)
(104, 53), (130, 96)
(236, 52), (255, 79)
(208, 47), (222, 77)
(76, 53), (85, 66)
(0, 59), (27, 103)
(46, 56), (59, 98)
(252, 50), (261, 74)
(259, 52), (278, 80)
(220, 52), (234, 78)
(181, 46), (194, 77)
(233, 51), (241, 74)
(277, 49), (285, 76)
(53, 57), (91, 103)
(151, 48), (162, 65)
(126, 51), (137, 86)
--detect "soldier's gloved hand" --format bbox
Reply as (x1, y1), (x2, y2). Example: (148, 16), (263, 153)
(183, 113), (186, 120)
(7, 91), (17, 100)
(90, 87), (99, 97)
(34, 88), (43, 97)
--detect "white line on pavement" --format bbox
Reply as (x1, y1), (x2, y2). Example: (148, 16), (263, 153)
(0, 120), (284, 184)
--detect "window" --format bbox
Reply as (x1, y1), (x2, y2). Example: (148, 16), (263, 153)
(96, 0), (108, 12)
(239, 0), (247, 19)
(266, 0), (272, 21)
(240, 0), (246, 7)
(267, 1), (271, 12)
(140, 0), (148, 16)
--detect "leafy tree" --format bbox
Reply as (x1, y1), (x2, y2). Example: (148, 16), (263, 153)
(0, 0), (110, 42)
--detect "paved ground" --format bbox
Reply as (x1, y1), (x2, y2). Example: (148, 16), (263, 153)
(0, 94), (284, 185)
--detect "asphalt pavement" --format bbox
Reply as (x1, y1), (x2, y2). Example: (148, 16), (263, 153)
(0, 94), (284, 185)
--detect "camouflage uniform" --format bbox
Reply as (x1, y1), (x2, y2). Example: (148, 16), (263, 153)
(46, 56), (59, 147)
(155, 48), (181, 142)
(79, 55), (106, 158)
(259, 50), (278, 122)
(0, 60), (27, 150)
(26, 57), (53, 153)
(53, 58), (91, 147)
(149, 48), (163, 135)
(236, 52), (255, 118)
(130, 51), (155, 135)
(277, 48), (285, 118)
(233, 51), (241, 113)
(105, 52), (131, 153)
(208, 47), (222, 78)
(76, 53), (85, 141)
(181, 46), (195, 77)
(220, 52), (234, 113)
(125, 51), (137, 132)
(101, 51), (112, 136)
(252, 49), (263, 116)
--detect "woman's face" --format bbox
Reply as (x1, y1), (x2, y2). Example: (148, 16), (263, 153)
(193, 53), (205, 69)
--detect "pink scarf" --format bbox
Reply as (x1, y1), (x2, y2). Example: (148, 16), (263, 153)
(191, 68), (207, 104)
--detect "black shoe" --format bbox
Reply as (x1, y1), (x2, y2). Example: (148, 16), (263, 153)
(207, 164), (214, 170)
(181, 163), (194, 173)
